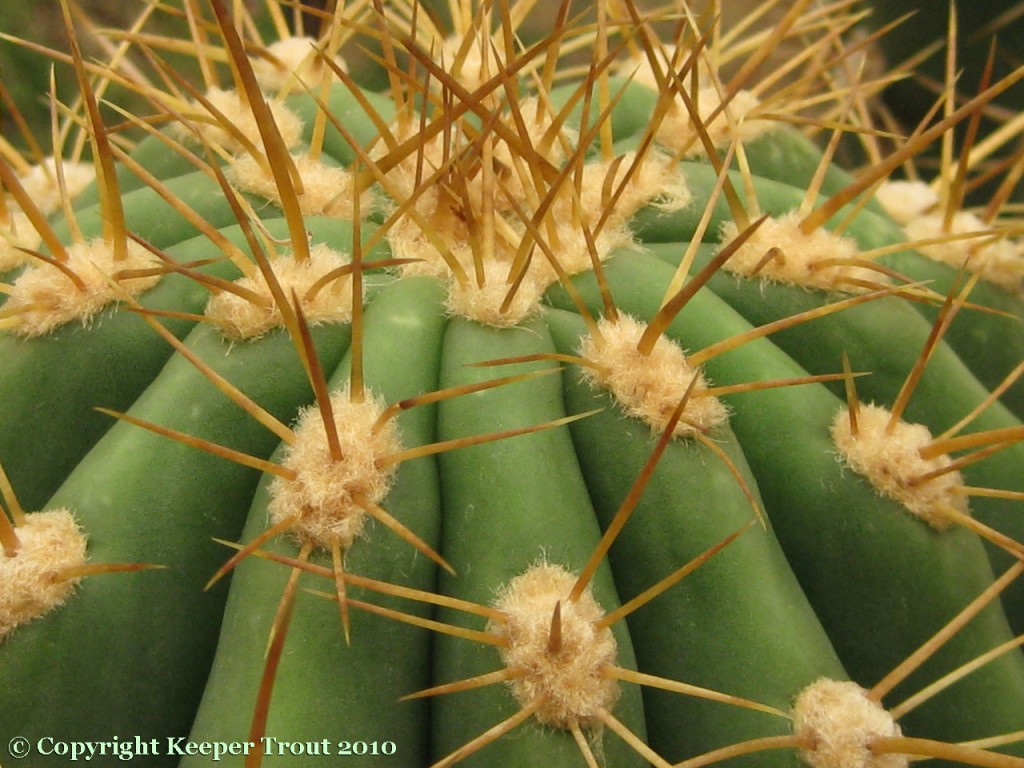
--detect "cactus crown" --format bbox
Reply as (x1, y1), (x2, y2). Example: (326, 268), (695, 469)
(2, 1), (1024, 768)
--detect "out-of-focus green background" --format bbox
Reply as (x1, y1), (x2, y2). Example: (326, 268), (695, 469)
(0, 2), (156, 148)
(0, 1), (276, 150)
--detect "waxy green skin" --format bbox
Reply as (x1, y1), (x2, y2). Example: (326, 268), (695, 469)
(0, 215), (364, 513)
(634, 156), (1024, 422)
(183, 276), (446, 767)
(546, 307), (848, 768)
(653, 233), (1024, 633)
(623, 149), (1024, 631)
(432, 315), (648, 768)
(548, 250), (1024, 758)
(0, 171), (256, 511)
(0, 317), (350, 764)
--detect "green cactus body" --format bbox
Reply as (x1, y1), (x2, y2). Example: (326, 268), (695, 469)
(547, 251), (1024, 753)
(0, 216), (365, 512)
(182, 275), (446, 766)
(2, 3), (1024, 768)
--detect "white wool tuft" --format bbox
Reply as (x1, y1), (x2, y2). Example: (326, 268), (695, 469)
(490, 563), (619, 728)
(579, 315), (728, 436)
(17, 157), (96, 215)
(268, 388), (401, 550)
(251, 37), (348, 92)
(718, 212), (880, 292)
(831, 403), (967, 530)
(1, 509), (87, 640)
(874, 181), (938, 226)
(227, 153), (375, 219)
(5, 238), (161, 337)
(572, 150), (691, 231)
(617, 50), (770, 151)
(0, 157), (95, 272)
(205, 244), (355, 339)
(904, 211), (1023, 293)
(659, 86), (767, 153)
(172, 87), (303, 154)
(0, 213), (44, 272)
(376, 114), (687, 316)
(793, 679), (908, 768)
(444, 262), (547, 328)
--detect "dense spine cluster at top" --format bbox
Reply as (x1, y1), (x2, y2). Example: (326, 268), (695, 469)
(2, 1), (1024, 767)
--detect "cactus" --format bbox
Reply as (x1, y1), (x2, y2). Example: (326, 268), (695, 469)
(2, 1), (1024, 767)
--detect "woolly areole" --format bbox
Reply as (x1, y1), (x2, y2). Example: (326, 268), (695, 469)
(831, 403), (967, 530)
(489, 563), (619, 729)
(268, 388), (402, 550)
(1, 510), (87, 640)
